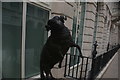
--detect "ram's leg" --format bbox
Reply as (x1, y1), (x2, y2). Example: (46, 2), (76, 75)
(58, 47), (69, 68)
(45, 70), (49, 78)
(58, 57), (64, 68)
(70, 42), (83, 57)
(40, 65), (45, 80)
(44, 69), (55, 80)
(50, 70), (54, 78)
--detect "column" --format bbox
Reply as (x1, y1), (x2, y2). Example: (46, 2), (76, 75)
(96, 2), (105, 54)
(82, 2), (97, 57)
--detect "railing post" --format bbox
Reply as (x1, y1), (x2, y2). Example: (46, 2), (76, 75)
(64, 54), (68, 77)
(88, 41), (98, 80)
(92, 41), (98, 58)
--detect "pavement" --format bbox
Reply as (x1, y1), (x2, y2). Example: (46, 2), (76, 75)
(101, 50), (119, 79)
(28, 49), (120, 80)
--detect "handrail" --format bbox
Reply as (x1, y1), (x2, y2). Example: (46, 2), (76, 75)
(66, 53), (92, 59)
(95, 45), (120, 58)
(64, 42), (120, 80)
(88, 44), (120, 79)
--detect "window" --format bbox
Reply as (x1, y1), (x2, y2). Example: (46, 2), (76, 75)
(71, 2), (86, 66)
(2, 2), (49, 78)
(77, 2), (86, 48)
(25, 3), (49, 78)
(2, 2), (23, 78)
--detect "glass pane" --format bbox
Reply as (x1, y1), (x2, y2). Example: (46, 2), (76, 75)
(2, 2), (22, 78)
(78, 2), (86, 47)
(71, 2), (86, 66)
(25, 3), (49, 78)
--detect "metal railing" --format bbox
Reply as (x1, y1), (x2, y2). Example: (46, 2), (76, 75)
(88, 44), (120, 79)
(64, 42), (120, 80)
(64, 54), (91, 79)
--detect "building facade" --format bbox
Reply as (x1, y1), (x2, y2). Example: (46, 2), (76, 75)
(0, 1), (120, 79)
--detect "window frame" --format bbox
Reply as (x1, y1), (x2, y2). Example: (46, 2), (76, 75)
(70, 2), (87, 67)
(21, 2), (50, 78)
